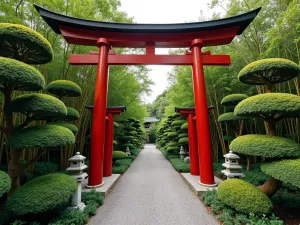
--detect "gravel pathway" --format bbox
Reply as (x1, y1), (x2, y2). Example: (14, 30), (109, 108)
(88, 144), (219, 225)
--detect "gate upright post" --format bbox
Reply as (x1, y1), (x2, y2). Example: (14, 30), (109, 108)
(188, 113), (199, 175)
(190, 39), (216, 186)
(103, 113), (114, 177)
(87, 38), (110, 187)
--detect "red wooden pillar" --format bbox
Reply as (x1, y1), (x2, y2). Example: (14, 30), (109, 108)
(103, 112), (114, 177)
(188, 113), (199, 175)
(87, 38), (110, 187)
(191, 39), (216, 186)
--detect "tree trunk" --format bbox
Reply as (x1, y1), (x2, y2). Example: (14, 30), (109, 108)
(247, 157), (251, 171)
(259, 177), (282, 197)
(8, 149), (23, 195)
(266, 82), (272, 93)
(267, 119), (276, 136)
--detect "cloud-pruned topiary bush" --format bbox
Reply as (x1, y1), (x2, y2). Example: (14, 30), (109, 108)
(221, 94), (249, 106)
(0, 170), (10, 197)
(64, 107), (80, 121)
(230, 134), (300, 158)
(181, 122), (188, 130)
(217, 179), (272, 215)
(112, 151), (128, 160)
(47, 122), (78, 134)
(6, 173), (77, 216)
(47, 80), (82, 98)
(178, 137), (188, 144)
(218, 112), (247, 122)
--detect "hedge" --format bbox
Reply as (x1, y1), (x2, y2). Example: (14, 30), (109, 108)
(178, 137), (189, 144)
(229, 134), (300, 158)
(47, 80), (82, 97)
(6, 173), (77, 216)
(6, 125), (75, 149)
(217, 179), (272, 215)
(112, 151), (128, 160)
(0, 170), (10, 197)
(261, 159), (300, 188)
(47, 122), (78, 133)
(169, 158), (190, 172)
(234, 93), (300, 119)
(218, 112), (247, 122)
(178, 133), (188, 138)
(0, 23), (53, 64)
(6, 93), (67, 119)
(0, 57), (45, 91)
(221, 94), (249, 106)
(181, 122), (188, 130)
(238, 58), (300, 85)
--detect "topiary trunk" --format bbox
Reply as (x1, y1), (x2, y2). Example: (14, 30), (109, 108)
(258, 177), (282, 197)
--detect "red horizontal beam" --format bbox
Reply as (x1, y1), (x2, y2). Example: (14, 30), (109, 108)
(69, 54), (230, 66)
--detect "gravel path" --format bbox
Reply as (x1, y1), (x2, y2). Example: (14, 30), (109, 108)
(88, 144), (219, 225)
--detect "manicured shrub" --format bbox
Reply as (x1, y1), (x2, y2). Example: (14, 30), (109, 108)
(0, 23), (53, 64)
(6, 173), (77, 216)
(112, 151), (128, 160)
(0, 170), (10, 197)
(261, 159), (300, 188)
(49, 209), (88, 225)
(130, 148), (142, 156)
(181, 122), (188, 130)
(166, 146), (178, 152)
(47, 80), (82, 97)
(218, 112), (247, 122)
(171, 120), (186, 126)
(33, 162), (59, 177)
(230, 134), (300, 158)
(167, 132), (178, 137)
(82, 189), (104, 206)
(114, 122), (119, 128)
(64, 107), (80, 121)
(178, 133), (188, 138)
(169, 158), (190, 172)
(114, 159), (133, 167)
(234, 93), (300, 119)
(221, 94), (249, 106)
(47, 122), (78, 133)
(112, 164), (128, 174)
(217, 179), (272, 215)
(168, 141), (178, 147)
(178, 137), (188, 144)
(6, 125), (75, 149)
(0, 57), (45, 91)
(83, 201), (97, 216)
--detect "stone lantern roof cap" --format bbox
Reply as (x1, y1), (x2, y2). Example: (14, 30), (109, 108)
(69, 152), (86, 162)
(224, 151), (240, 159)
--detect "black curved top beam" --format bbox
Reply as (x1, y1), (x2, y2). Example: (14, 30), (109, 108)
(34, 4), (261, 35)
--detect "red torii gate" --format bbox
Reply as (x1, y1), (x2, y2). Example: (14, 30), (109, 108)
(35, 5), (260, 187)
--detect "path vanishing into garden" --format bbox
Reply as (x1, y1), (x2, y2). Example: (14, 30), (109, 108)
(88, 144), (218, 225)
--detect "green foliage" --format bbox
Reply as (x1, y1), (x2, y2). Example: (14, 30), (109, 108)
(230, 134), (300, 158)
(217, 179), (272, 215)
(83, 201), (97, 216)
(114, 122), (119, 128)
(223, 135), (235, 141)
(238, 58), (300, 85)
(112, 164), (128, 174)
(0, 170), (10, 197)
(33, 162), (59, 177)
(114, 158), (132, 167)
(171, 120), (186, 126)
(82, 189), (104, 207)
(166, 146), (178, 152)
(167, 132), (178, 137)
(234, 93), (300, 120)
(181, 122), (188, 130)
(6, 93), (67, 119)
(218, 112), (247, 122)
(178, 137), (188, 144)
(0, 57), (45, 91)
(0, 23), (53, 64)
(6, 173), (77, 216)
(169, 158), (190, 172)
(261, 158), (300, 188)
(64, 107), (80, 121)
(6, 125), (75, 149)
(47, 122), (78, 133)
(49, 209), (88, 225)
(112, 151), (128, 160)
(178, 133), (188, 138)
(221, 94), (249, 106)
(47, 80), (82, 97)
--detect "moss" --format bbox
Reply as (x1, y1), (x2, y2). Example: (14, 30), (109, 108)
(47, 122), (78, 133)
(0, 57), (45, 91)
(0, 170), (10, 197)
(181, 122), (188, 130)
(178, 133), (188, 138)
(238, 58), (300, 85)
(230, 134), (300, 158)
(6, 173), (77, 216)
(0, 23), (53, 64)
(235, 93), (300, 120)
(112, 151), (128, 160)
(218, 112), (247, 122)
(47, 80), (82, 97)
(261, 159), (300, 188)
(171, 120), (186, 126)
(6, 93), (67, 119)
(6, 125), (75, 149)
(217, 179), (272, 215)
(178, 137), (189, 144)
(221, 94), (249, 106)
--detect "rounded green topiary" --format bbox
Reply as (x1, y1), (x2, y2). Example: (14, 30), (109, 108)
(114, 122), (119, 128)
(6, 173), (77, 216)
(221, 94), (249, 106)
(112, 151), (128, 160)
(168, 141), (178, 147)
(178, 133), (188, 138)
(261, 159), (300, 188)
(238, 58), (300, 85)
(47, 122), (78, 133)
(166, 146), (178, 152)
(0, 57), (45, 91)
(218, 112), (248, 122)
(234, 93), (300, 120)
(217, 179), (272, 215)
(46, 80), (82, 97)
(113, 140), (118, 145)
(0, 170), (10, 197)
(178, 137), (189, 144)
(6, 125), (75, 149)
(181, 123), (188, 130)
(6, 93), (67, 119)
(167, 132), (178, 137)
(64, 107), (80, 121)
(171, 120), (186, 126)
(230, 134), (300, 158)
(0, 23), (53, 64)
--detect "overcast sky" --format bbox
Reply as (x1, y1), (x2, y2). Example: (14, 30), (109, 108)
(119, 0), (218, 104)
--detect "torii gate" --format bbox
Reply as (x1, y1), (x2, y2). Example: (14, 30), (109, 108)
(35, 5), (260, 187)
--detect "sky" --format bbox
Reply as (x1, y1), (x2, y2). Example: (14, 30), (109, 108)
(119, 0), (217, 104)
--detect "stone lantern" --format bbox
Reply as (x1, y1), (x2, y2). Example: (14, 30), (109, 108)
(126, 146), (131, 155)
(221, 151), (244, 179)
(179, 146), (185, 159)
(66, 152), (88, 210)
